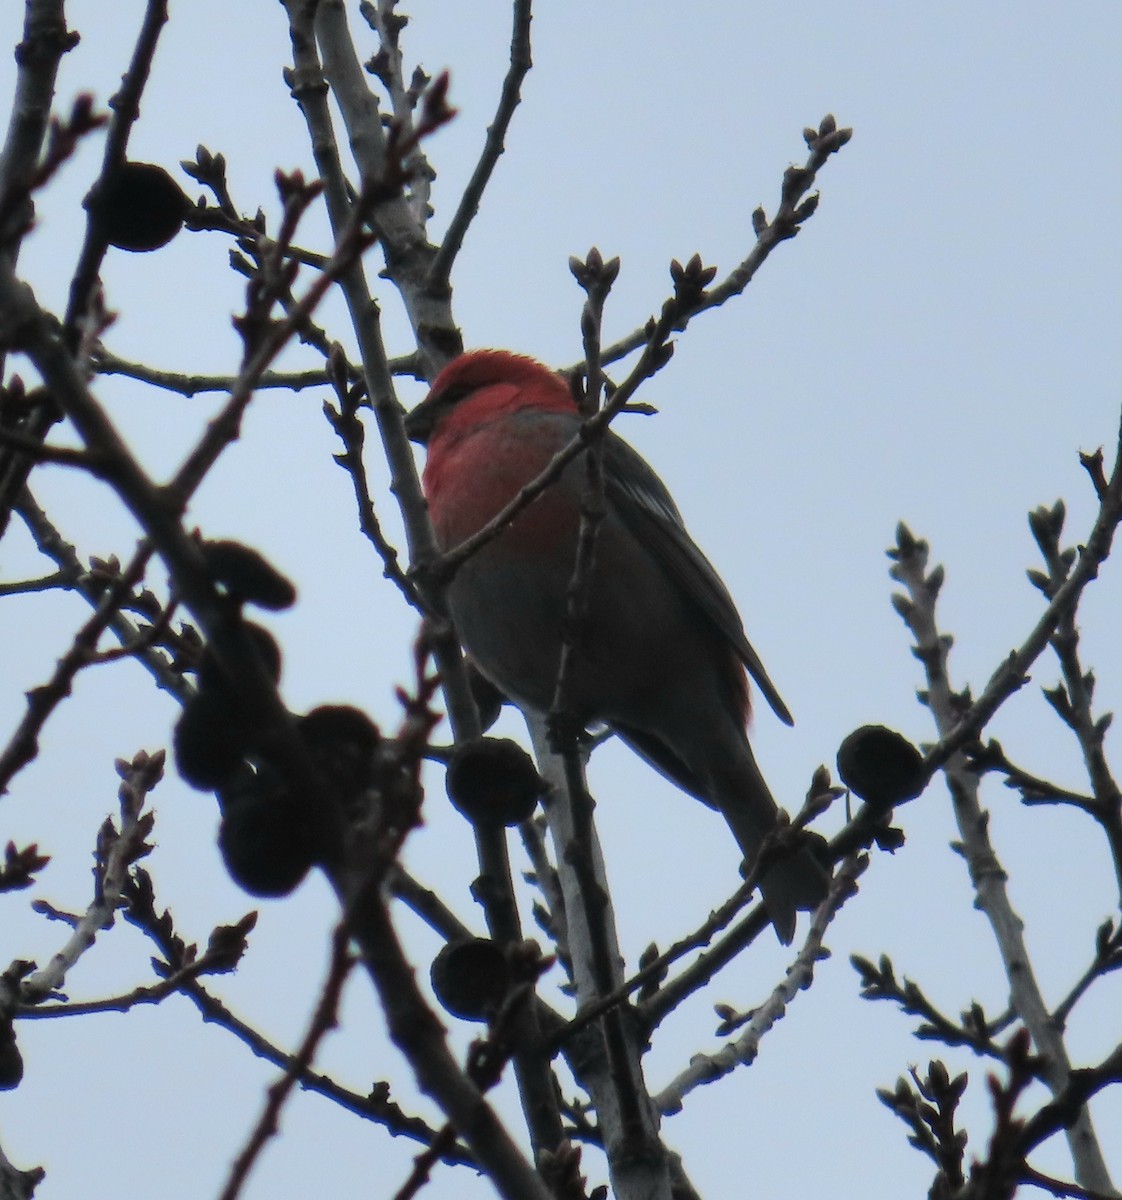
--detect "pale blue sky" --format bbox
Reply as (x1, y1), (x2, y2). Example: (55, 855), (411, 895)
(1, 3), (1120, 1197)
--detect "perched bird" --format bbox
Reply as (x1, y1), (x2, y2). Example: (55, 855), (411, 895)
(405, 350), (828, 942)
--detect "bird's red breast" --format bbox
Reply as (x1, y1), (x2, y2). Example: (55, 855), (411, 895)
(422, 375), (582, 551)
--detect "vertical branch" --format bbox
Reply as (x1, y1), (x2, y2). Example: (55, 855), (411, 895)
(281, 0), (565, 1167)
(0, 0), (168, 536)
(528, 721), (673, 1200)
(217, 923), (356, 1200)
(313, 0), (461, 374)
(890, 524), (1118, 1196)
(529, 250), (673, 1200)
(63, 0), (169, 335)
(0, 0), (75, 266)
(335, 871), (554, 1200)
(1031, 488), (1122, 902)
(0, 0), (74, 545)
(427, 0), (533, 291)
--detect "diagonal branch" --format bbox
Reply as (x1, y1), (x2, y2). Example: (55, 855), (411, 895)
(429, 297), (679, 586)
(12, 490), (191, 697)
(890, 477), (1122, 1195)
(0, 0), (168, 539)
(653, 854), (864, 1114)
(427, 0), (532, 290)
(218, 922), (356, 1200)
(18, 749), (162, 1004)
(909, 413), (1122, 777)
(571, 115), (851, 373)
(0, 536), (161, 794)
(0, 0), (76, 264)
(282, 3), (563, 1182)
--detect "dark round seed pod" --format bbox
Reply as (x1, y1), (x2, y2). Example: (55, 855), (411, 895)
(299, 705), (382, 801)
(837, 725), (926, 811)
(201, 540), (297, 611)
(173, 687), (249, 790)
(217, 779), (315, 897)
(91, 161), (187, 252)
(430, 938), (509, 1021)
(0, 1023), (22, 1091)
(466, 662), (506, 732)
(445, 738), (543, 826)
(197, 622), (283, 692)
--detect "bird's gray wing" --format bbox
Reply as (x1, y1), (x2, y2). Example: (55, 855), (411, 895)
(602, 432), (793, 726)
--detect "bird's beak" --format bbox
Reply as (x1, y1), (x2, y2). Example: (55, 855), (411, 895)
(402, 395), (435, 445)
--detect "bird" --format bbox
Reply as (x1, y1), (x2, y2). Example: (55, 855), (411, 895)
(404, 350), (828, 942)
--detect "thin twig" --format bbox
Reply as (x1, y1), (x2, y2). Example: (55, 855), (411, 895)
(20, 749), (162, 1004)
(566, 115), (851, 374)
(518, 815), (572, 987)
(218, 922), (356, 1200)
(427, 0), (532, 289)
(165, 182), (379, 508)
(94, 348), (424, 398)
(182, 201), (330, 269)
(555, 859), (768, 1050)
(0, 569), (76, 596)
(322, 346), (427, 613)
(89, 593), (179, 665)
(360, 0), (437, 228)
(1021, 1163), (1122, 1200)
(971, 740), (1096, 811)
(653, 854), (864, 1114)
(95, 352), (334, 397)
(13, 490), (192, 701)
(851, 954), (1015, 1068)
(0, 538), (158, 794)
(909, 419), (1122, 776)
(21, 941), (240, 1019)
(890, 482), (1122, 1194)
(0, 422), (106, 471)
(119, 867), (476, 1164)
(1052, 921), (1122, 1031)
(388, 866), (475, 943)
(0, 0), (167, 534)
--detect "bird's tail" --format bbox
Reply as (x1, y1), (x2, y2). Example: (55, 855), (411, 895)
(613, 719), (830, 943)
(717, 751), (830, 946)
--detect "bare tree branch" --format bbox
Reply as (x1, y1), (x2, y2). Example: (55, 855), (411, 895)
(427, 0), (533, 290)
(18, 749), (162, 1004)
(569, 115), (851, 374)
(218, 922), (356, 1200)
(0, 540), (159, 793)
(529, 717), (674, 1200)
(653, 854), (864, 1115)
(890, 485), (1122, 1194)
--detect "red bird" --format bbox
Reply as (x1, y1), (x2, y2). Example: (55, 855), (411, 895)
(405, 350), (827, 942)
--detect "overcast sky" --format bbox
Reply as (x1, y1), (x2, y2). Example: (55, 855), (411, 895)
(1, 3), (1121, 1198)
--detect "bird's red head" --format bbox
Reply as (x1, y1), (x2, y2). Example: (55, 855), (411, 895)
(404, 350), (576, 445)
